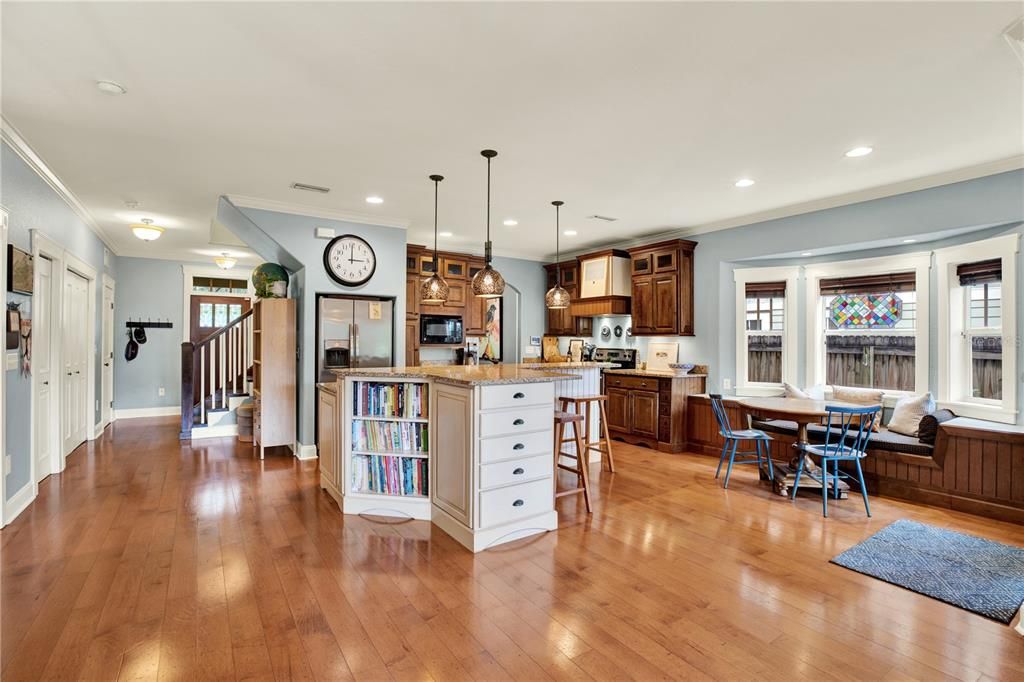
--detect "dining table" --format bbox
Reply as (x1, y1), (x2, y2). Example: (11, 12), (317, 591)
(736, 397), (863, 498)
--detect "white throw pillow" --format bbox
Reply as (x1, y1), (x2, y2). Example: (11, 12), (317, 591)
(831, 385), (884, 431)
(887, 393), (934, 437)
(783, 382), (810, 399)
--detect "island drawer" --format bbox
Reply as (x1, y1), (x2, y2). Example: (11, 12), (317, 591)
(479, 430), (551, 464)
(479, 405), (552, 438)
(480, 453), (551, 490)
(480, 383), (553, 410)
(478, 478), (552, 529)
(604, 374), (661, 391)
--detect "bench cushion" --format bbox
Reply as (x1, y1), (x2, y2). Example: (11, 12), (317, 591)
(751, 419), (934, 457)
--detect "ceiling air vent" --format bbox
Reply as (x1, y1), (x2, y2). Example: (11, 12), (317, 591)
(290, 182), (330, 194)
(586, 214), (618, 222)
(1004, 16), (1024, 65)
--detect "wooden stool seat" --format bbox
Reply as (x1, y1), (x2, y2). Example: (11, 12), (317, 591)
(557, 395), (616, 473)
(552, 411), (592, 513)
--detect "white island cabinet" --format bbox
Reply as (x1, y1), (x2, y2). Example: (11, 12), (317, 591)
(321, 364), (579, 552)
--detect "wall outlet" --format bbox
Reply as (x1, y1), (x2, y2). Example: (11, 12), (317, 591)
(158, 387), (166, 396)
(723, 378), (732, 390)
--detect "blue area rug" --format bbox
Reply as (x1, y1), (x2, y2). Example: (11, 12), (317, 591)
(831, 519), (1024, 624)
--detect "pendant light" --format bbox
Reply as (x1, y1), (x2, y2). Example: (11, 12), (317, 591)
(545, 201), (571, 309)
(470, 149), (506, 298)
(419, 174), (450, 304)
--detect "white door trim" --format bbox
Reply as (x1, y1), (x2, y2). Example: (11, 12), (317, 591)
(101, 273), (116, 430)
(31, 231), (66, 480)
(180, 264), (255, 343)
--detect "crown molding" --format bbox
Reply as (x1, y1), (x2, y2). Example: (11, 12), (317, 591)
(226, 194), (410, 230)
(557, 155), (1024, 261)
(1, 116), (118, 255)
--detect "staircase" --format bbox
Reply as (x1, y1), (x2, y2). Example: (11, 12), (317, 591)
(179, 309), (254, 441)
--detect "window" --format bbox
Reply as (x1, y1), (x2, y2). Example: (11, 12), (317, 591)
(936, 234), (1017, 424)
(820, 272), (917, 391)
(745, 282), (786, 384)
(734, 267), (799, 394)
(192, 276), (248, 294)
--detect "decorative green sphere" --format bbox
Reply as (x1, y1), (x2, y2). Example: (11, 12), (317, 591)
(252, 262), (289, 298)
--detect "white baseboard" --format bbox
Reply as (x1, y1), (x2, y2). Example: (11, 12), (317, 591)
(2, 481), (35, 527)
(295, 442), (318, 460)
(114, 406), (180, 419)
(191, 424), (238, 440)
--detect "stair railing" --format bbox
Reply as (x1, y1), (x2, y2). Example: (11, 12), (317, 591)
(180, 308), (254, 440)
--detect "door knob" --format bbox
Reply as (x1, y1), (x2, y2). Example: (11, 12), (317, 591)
(43, 381), (49, 386)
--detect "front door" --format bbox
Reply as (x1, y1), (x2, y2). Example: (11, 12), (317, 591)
(35, 256), (53, 482)
(189, 296), (250, 405)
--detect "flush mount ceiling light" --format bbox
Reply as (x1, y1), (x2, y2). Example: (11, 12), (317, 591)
(365, 196), (384, 204)
(96, 80), (126, 95)
(503, 219), (518, 226)
(545, 201), (571, 310)
(845, 146), (873, 158)
(470, 149), (506, 299)
(734, 178), (755, 188)
(215, 252), (237, 269)
(131, 218), (163, 241)
(420, 174), (450, 305)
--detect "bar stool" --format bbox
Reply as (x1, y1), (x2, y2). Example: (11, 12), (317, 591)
(553, 410), (592, 513)
(557, 395), (616, 473)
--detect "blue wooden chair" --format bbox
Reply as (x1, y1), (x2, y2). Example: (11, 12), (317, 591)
(709, 394), (773, 489)
(792, 404), (880, 517)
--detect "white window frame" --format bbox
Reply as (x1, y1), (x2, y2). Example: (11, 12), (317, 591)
(935, 233), (1018, 424)
(181, 264), (255, 343)
(804, 253), (930, 398)
(734, 266), (800, 396)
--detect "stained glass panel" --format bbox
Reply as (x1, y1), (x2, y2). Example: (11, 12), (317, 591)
(829, 293), (903, 329)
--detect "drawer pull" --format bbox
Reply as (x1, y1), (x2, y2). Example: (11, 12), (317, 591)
(640, 382), (647, 387)
(513, 443), (525, 450)
(513, 467), (525, 475)
(512, 499), (525, 507)
(512, 418), (525, 426)
(513, 392), (525, 399)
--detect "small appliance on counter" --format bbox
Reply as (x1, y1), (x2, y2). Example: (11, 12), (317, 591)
(593, 347), (637, 369)
(459, 337), (480, 365)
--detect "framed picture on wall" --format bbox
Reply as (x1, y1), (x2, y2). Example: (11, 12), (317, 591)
(7, 245), (33, 295)
(479, 298), (502, 362)
(6, 305), (21, 350)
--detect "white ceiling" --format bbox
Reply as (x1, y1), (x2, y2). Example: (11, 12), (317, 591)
(2, 2), (1022, 264)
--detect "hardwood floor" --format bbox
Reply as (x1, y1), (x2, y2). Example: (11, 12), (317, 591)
(3, 417), (1023, 681)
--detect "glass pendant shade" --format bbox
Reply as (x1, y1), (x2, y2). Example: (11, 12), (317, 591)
(471, 263), (505, 299)
(419, 272), (449, 304)
(545, 285), (570, 309)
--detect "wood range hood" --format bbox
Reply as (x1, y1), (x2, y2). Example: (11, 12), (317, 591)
(567, 249), (631, 317)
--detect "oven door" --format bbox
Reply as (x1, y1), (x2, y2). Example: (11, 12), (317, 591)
(420, 315), (463, 345)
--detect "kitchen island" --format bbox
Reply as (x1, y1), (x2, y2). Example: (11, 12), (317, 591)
(318, 364), (595, 552)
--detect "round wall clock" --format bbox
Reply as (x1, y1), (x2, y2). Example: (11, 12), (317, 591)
(323, 234), (376, 286)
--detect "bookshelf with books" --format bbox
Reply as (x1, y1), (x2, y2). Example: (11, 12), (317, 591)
(340, 377), (432, 519)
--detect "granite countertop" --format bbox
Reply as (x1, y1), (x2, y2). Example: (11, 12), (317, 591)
(327, 364), (581, 386)
(604, 368), (709, 378)
(316, 382), (338, 393)
(516, 362), (619, 369)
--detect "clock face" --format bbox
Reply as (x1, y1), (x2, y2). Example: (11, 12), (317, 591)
(323, 235), (376, 286)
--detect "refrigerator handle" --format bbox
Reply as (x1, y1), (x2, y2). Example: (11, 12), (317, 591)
(351, 322), (359, 367)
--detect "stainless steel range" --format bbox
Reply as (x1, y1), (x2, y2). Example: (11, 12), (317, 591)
(593, 347), (637, 369)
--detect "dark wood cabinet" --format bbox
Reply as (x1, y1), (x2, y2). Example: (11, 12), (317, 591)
(465, 295), (487, 336)
(544, 262), (588, 336)
(418, 253), (438, 276)
(404, 319), (419, 366)
(442, 256), (467, 280)
(628, 239), (697, 336)
(405, 274), (420, 319)
(602, 372), (706, 452)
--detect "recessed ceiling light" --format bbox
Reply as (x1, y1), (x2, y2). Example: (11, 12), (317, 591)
(503, 219), (518, 226)
(439, 231), (453, 237)
(902, 238), (917, 243)
(96, 80), (127, 95)
(365, 196), (384, 204)
(845, 146), (873, 158)
(734, 178), (755, 188)
(801, 252), (813, 257)
(563, 230), (578, 236)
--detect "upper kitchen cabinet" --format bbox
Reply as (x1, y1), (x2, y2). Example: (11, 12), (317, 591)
(544, 261), (589, 336)
(627, 239), (697, 336)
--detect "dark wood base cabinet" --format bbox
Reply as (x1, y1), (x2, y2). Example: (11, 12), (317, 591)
(603, 373), (706, 453)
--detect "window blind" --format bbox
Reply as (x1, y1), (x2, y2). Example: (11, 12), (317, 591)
(819, 271), (915, 295)
(745, 281), (786, 298)
(956, 258), (1001, 286)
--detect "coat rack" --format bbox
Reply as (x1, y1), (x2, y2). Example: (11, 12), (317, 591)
(125, 318), (173, 329)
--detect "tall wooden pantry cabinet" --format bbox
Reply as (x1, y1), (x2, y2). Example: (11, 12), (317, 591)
(252, 298), (297, 459)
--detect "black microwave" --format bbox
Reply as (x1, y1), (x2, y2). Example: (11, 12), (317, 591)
(420, 314), (463, 345)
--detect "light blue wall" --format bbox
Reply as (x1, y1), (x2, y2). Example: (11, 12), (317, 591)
(113, 258), (187, 410)
(1, 141), (117, 501)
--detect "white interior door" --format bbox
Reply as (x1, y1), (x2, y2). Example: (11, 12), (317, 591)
(35, 256), (53, 482)
(62, 269), (89, 455)
(101, 280), (114, 427)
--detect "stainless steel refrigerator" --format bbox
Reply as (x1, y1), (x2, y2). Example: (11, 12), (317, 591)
(317, 296), (394, 379)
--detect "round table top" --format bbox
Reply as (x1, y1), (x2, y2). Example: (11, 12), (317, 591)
(736, 396), (865, 420)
